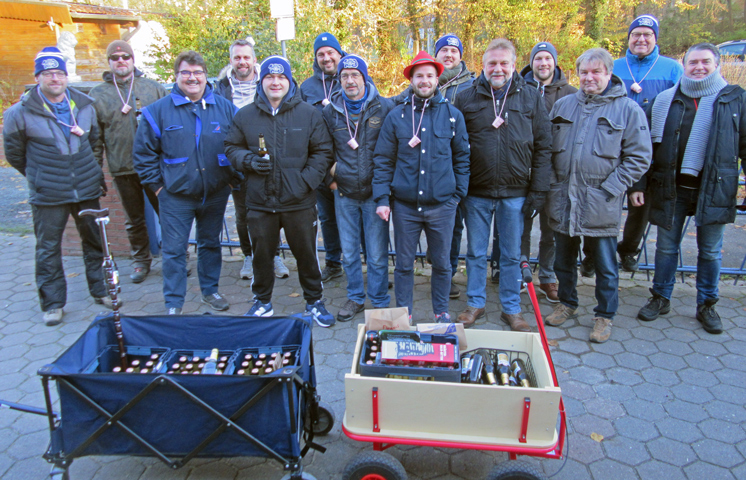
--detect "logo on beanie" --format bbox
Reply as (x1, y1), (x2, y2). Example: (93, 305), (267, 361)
(342, 58), (359, 69)
(447, 37), (459, 47)
(268, 63), (284, 74)
(638, 17), (654, 27)
(322, 36), (327, 41)
(538, 44), (547, 48)
(42, 59), (59, 70)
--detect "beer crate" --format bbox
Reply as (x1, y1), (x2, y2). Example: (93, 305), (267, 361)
(344, 324), (562, 449)
(160, 349), (236, 375)
(83, 345), (170, 374)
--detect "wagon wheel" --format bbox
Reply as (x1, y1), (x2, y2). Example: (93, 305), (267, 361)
(49, 464), (70, 480)
(308, 402), (334, 436)
(342, 451), (407, 480)
(279, 471), (318, 480)
(486, 460), (546, 480)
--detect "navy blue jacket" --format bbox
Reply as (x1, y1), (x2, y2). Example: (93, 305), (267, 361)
(613, 46), (683, 107)
(134, 83), (241, 199)
(372, 90), (470, 209)
(322, 83), (395, 200)
(300, 56), (345, 112)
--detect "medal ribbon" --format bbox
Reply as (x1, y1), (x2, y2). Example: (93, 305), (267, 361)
(625, 54), (660, 90)
(38, 87), (80, 131)
(490, 76), (512, 122)
(342, 101), (361, 143)
(411, 95), (429, 140)
(115, 73), (135, 113)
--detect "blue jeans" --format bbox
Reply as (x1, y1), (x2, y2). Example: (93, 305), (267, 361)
(317, 185), (342, 265)
(159, 187), (230, 308)
(555, 233), (618, 319)
(464, 196), (525, 314)
(521, 208), (556, 283)
(392, 199), (457, 315)
(652, 187), (724, 305)
(334, 191), (391, 307)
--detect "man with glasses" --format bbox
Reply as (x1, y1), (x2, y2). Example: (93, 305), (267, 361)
(134, 50), (241, 315)
(3, 46), (114, 326)
(89, 40), (167, 284)
(581, 15), (683, 276)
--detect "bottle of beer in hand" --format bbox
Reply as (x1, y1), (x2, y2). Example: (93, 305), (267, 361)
(258, 134), (268, 156)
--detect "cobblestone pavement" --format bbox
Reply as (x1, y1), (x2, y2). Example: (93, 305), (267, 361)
(1, 232), (745, 480)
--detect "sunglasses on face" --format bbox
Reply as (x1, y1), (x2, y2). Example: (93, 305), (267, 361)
(109, 54), (132, 62)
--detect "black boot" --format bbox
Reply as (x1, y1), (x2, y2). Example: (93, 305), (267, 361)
(638, 288), (670, 322)
(697, 298), (723, 334)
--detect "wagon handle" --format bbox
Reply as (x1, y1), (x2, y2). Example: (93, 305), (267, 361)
(522, 260), (559, 389)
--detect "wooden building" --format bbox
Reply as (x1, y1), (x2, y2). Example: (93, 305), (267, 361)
(0, 0), (140, 102)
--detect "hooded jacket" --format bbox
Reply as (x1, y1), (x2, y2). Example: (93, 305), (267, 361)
(613, 46), (683, 107)
(372, 90), (470, 209)
(133, 83), (241, 198)
(547, 75), (652, 237)
(453, 71), (552, 199)
(214, 64), (261, 106)
(392, 61), (475, 104)
(300, 54), (346, 112)
(224, 83), (333, 212)
(3, 86), (104, 205)
(643, 84), (746, 229)
(322, 82), (394, 200)
(520, 65), (578, 115)
(89, 68), (168, 176)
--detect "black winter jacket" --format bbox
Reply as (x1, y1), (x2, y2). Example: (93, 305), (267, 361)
(520, 65), (578, 115)
(300, 57), (345, 112)
(224, 88), (333, 212)
(454, 72), (552, 198)
(322, 83), (395, 200)
(3, 86), (104, 205)
(643, 84), (746, 229)
(372, 90), (470, 208)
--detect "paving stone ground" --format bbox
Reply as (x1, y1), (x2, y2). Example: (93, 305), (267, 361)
(1, 232), (745, 480)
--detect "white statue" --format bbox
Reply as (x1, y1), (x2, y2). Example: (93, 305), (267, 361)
(57, 31), (81, 82)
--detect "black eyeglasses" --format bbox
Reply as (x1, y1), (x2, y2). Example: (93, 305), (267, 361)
(179, 70), (206, 78)
(109, 54), (132, 62)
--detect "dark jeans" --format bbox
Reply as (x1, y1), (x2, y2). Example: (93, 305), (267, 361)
(555, 233), (618, 319)
(231, 180), (252, 257)
(32, 199), (107, 311)
(450, 202), (466, 277)
(112, 174), (159, 268)
(618, 199), (650, 257)
(392, 199), (457, 315)
(248, 207), (323, 304)
(520, 207), (556, 284)
(317, 185), (342, 265)
(159, 187), (230, 309)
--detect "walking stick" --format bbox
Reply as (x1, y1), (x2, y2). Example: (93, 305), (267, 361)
(79, 208), (127, 370)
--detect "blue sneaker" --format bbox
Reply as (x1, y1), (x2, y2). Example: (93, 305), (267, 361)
(434, 312), (452, 323)
(306, 300), (335, 327)
(245, 299), (273, 317)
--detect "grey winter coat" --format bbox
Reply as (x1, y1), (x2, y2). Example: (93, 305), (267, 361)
(3, 86), (104, 205)
(547, 76), (652, 237)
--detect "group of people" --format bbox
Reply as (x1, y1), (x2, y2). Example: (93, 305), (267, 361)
(4, 15), (744, 344)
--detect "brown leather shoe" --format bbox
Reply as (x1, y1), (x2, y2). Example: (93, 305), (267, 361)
(590, 317), (612, 343)
(500, 312), (531, 332)
(457, 306), (485, 328)
(538, 283), (559, 303)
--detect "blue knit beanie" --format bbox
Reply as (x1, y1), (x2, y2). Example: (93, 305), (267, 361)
(313, 33), (343, 56)
(34, 47), (68, 76)
(530, 42), (558, 66)
(337, 55), (369, 83)
(434, 34), (463, 57)
(628, 15), (659, 39)
(260, 56), (293, 85)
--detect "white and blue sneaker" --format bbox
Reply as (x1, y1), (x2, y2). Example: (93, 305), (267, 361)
(306, 300), (335, 328)
(245, 299), (274, 317)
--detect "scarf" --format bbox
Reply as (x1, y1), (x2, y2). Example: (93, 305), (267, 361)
(229, 73), (257, 109)
(342, 87), (367, 115)
(650, 67), (728, 176)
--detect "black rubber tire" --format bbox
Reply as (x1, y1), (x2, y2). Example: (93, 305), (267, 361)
(310, 403), (334, 436)
(486, 460), (546, 480)
(342, 451), (408, 480)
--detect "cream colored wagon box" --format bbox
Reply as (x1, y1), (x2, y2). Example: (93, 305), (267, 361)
(343, 324), (562, 449)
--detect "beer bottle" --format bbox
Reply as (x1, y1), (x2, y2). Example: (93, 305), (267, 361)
(495, 352), (511, 385)
(468, 352), (484, 384)
(201, 348), (219, 374)
(258, 134), (268, 156)
(511, 358), (531, 388)
(477, 349), (497, 385)
(112, 366), (122, 373)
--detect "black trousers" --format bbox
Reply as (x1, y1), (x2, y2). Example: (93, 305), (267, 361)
(617, 200), (651, 256)
(113, 174), (159, 267)
(232, 180), (253, 257)
(32, 199), (107, 311)
(247, 207), (322, 304)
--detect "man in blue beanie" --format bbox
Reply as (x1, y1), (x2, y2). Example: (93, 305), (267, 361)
(322, 55), (395, 322)
(301, 33), (346, 284)
(580, 15), (682, 277)
(226, 56), (336, 327)
(3, 47), (114, 326)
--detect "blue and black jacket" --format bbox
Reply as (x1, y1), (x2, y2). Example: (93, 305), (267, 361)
(613, 46), (683, 107)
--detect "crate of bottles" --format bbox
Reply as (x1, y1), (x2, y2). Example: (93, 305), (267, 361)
(358, 330), (460, 383)
(161, 349), (235, 375)
(83, 345), (170, 374)
(229, 346), (301, 376)
(344, 324), (562, 449)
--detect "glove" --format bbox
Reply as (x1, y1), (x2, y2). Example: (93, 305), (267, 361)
(522, 191), (546, 219)
(250, 154), (271, 175)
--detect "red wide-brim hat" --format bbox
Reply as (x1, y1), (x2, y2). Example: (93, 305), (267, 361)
(403, 50), (445, 79)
